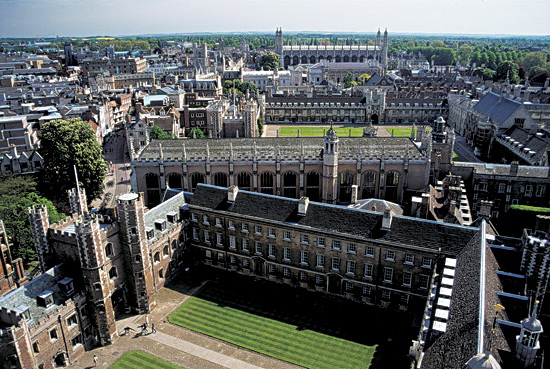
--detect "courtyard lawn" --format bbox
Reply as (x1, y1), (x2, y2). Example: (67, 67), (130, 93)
(169, 296), (376, 369)
(383, 126), (417, 138)
(278, 126), (365, 137)
(110, 351), (183, 369)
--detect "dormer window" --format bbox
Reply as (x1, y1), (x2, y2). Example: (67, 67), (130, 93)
(155, 219), (166, 232)
(58, 277), (75, 296)
(167, 212), (178, 223)
(146, 227), (155, 240)
(37, 290), (54, 308)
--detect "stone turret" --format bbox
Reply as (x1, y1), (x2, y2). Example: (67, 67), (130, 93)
(515, 300), (543, 368)
(28, 205), (50, 273)
(322, 125), (339, 204)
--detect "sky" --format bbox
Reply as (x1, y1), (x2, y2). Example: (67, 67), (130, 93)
(1, 0), (549, 38)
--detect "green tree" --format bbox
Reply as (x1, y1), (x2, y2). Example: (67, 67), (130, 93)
(257, 117), (264, 137)
(358, 73), (372, 85)
(521, 52), (548, 71)
(257, 51), (280, 71)
(39, 119), (107, 204)
(344, 72), (356, 88)
(188, 127), (205, 139)
(456, 45), (474, 66)
(430, 40), (446, 48)
(473, 67), (494, 81)
(0, 176), (65, 264)
(495, 61), (520, 83)
(150, 125), (172, 139)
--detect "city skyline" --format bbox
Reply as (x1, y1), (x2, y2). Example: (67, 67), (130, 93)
(1, 0), (549, 38)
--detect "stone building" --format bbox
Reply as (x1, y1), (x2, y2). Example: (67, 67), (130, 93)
(276, 28), (388, 72)
(0, 115), (39, 154)
(129, 129), (430, 208)
(0, 145), (43, 178)
(79, 56), (147, 80)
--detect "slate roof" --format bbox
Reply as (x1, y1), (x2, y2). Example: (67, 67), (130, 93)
(144, 191), (187, 237)
(137, 137), (425, 162)
(452, 162), (550, 178)
(0, 264), (78, 328)
(189, 184), (478, 256)
(499, 126), (550, 163)
(473, 92), (523, 126)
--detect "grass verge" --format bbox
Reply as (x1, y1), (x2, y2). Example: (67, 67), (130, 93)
(110, 351), (183, 369)
(278, 126), (366, 137)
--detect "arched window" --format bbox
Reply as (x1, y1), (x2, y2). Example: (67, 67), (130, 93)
(292, 56), (299, 65)
(109, 267), (118, 280)
(301, 55), (307, 64)
(361, 171), (377, 199)
(154, 252), (160, 263)
(338, 171), (354, 203)
(310, 56), (316, 64)
(335, 55), (341, 63)
(163, 245), (170, 257)
(260, 172), (275, 195)
(343, 55), (350, 62)
(385, 171), (401, 202)
(213, 172), (228, 187)
(167, 173), (183, 190)
(282, 171), (298, 198)
(172, 239), (178, 250)
(284, 56), (291, 68)
(145, 173), (160, 207)
(237, 172), (252, 191)
(305, 171), (321, 201)
(105, 243), (114, 257)
(351, 55), (358, 62)
(190, 172), (206, 192)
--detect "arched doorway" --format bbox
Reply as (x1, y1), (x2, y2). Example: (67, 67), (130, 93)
(253, 257), (265, 276)
(371, 114), (379, 125)
(112, 288), (126, 316)
(54, 353), (66, 367)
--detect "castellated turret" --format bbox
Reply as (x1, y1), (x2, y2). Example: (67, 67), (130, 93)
(68, 187), (88, 216)
(28, 204), (50, 273)
(74, 213), (118, 346)
(116, 193), (157, 314)
(322, 126), (339, 204)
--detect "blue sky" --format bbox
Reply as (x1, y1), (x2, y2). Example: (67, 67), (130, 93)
(1, 0), (549, 38)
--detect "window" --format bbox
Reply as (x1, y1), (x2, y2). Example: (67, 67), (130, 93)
(480, 182), (488, 191)
(105, 243), (114, 257)
(299, 271), (308, 281)
(316, 254), (325, 268)
(215, 218), (222, 227)
(192, 228), (199, 240)
(204, 230), (210, 243)
(317, 237), (326, 248)
(365, 246), (374, 257)
(49, 328), (58, 341)
(205, 249), (212, 258)
(421, 257), (432, 268)
(404, 254), (414, 265)
(381, 290), (391, 300)
(71, 334), (83, 347)
(228, 220), (236, 229)
(498, 183), (506, 193)
(403, 272), (412, 286)
(419, 275), (429, 289)
(283, 267), (291, 277)
(283, 247), (291, 261)
(301, 234), (309, 244)
(229, 235), (236, 249)
(33, 341), (40, 353)
(300, 250), (309, 265)
(400, 294), (409, 304)
(385, 250), (395, 261)
(536, 185), (545, 197)
(243, 258), (250, 268)
(191, 213), (198, 222)
(362, 286), (371, 296)
(383, 267), (393, 282)
(230, 255), (237, 264)
(66, 314), (78, 327)
(268, 228), (276, 238)
(241, 239), (249, 252)
(255, 241), (262, 255)
(268, 244), (276, 257)
(159, 268), (164, 279)
(346, 260), (356, 275)
(217, 253), (224, 262)
(216, 233), (223, 245)
(364, 264), (373, 278)
(347, 243), (356, 254)
(316, 275), (324, 285)
(331, 257), (340, 271)
(109, 267), (118, 280)
(254, 225), (262, 235)
(268, 264), (276, 274)
(202, 215), (209, 224)
(332, 240), (341, 250)
(525, 185), (533, 197)
(283, 231), (291, 240)
(345, 281), (353, 291)
(241, 223), (249, 232)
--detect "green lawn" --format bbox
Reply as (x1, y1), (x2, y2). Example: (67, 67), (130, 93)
(110, 351), (183, 369)
(169, 290), (376, 369)
(278, 126), (366, 137)
(452, 151), (468, 162)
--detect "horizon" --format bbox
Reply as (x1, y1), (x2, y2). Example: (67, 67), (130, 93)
(1, 0), (549, 38)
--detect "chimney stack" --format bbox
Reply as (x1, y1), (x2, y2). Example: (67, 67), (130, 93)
(228, 185), (239, 202)
(381, 207), (393, 230)
(351, 185), (359, 204)
(298, 197), (310, 216)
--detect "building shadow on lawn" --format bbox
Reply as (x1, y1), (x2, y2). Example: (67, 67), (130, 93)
(168, 267), (419, 369)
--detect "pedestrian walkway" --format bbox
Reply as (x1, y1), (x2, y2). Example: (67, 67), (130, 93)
(146, 331), (267, 369)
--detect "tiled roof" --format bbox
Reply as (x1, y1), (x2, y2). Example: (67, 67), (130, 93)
(189, 184), (478, 256)
(137, 137), (425, 162)
(473, 92), (522, 125)
(453, 162), (550, 178)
